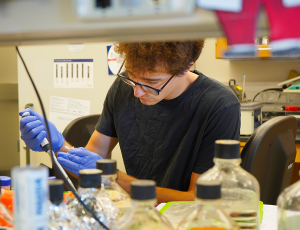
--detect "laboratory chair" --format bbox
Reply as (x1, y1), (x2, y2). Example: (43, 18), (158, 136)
(54, 114), (101, 189)
(241, 116), (297, 205)
(62, 114), (101, 148)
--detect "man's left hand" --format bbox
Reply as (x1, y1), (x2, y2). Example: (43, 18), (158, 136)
(57, 147), (103, 176)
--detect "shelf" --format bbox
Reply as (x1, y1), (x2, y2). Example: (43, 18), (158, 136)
(216, 38), (300, 60)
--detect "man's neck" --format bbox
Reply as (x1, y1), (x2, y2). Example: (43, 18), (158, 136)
(164, 71), (198, 100)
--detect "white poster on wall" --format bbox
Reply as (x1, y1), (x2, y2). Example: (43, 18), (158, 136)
(107, 45), (125, 75)
(54, 59), (93, 88)
(49, 96), (91, 131)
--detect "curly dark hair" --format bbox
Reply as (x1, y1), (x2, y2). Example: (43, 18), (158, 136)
(114, 41), (204, 76)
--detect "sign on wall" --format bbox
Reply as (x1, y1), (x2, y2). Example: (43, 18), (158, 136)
(53, 59), (93, 88)
(107, 45), (124, 75)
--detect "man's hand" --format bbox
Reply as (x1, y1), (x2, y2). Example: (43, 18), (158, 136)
(57, 147), (103, 176)
(19, 108), (65, 153)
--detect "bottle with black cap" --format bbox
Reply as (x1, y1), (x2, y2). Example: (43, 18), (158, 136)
(197, 140), (260, 230)
(48, 179), (87, 230)
(0, 178), (14, 229)
(67, 169), (119, 229)
(178, 181), (239, 230)
(277, 174), (300, 229)
(121, 180), (173, 230)
(96, 160), (131, 210)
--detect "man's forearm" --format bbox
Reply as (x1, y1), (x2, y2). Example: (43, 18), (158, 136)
(116, 170), (139, 192)
(117, 171), (195, 203)
(156, 187), (195, 203)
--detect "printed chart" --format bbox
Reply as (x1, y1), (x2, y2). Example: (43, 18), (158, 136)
(54, 59), (93, 88)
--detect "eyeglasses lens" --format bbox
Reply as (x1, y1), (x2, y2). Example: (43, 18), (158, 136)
(121, 77), (159, 95)
(141, 86), (158, 95)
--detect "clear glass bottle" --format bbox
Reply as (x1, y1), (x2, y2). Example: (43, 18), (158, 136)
(121, 180), (173, 230)
(178, 181), (240, 230)
(96, 160), (131, 213)
(48, 179), (87, 230)
(277, 178), (300, 230)
(197, 140), (260, 230)
(0, 179), (14, 230)
(67, 169), (119, 230)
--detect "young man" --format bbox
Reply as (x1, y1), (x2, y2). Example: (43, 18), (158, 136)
(19, 41), (240, 203)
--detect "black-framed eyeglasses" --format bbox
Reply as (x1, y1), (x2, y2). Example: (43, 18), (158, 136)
(117, 59), (175, 95)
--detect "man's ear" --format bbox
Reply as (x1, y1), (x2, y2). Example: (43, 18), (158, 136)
(182, 62), (195, 75)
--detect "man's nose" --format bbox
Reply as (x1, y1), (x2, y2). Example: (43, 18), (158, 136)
(134, 85), (146, 98)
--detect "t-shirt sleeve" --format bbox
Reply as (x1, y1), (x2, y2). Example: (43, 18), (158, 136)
(192, 102), (241, 174)
(95, 82), (118, 138)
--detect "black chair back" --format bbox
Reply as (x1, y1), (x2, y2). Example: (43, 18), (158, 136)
(62, 114), (100, 147)
(241, 116), (297, 205)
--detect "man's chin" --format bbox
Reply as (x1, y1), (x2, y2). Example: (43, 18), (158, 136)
(140, 98), (157, 105)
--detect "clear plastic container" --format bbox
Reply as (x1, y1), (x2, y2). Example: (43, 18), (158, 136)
(0, 180), (14, 229)
(121, 180), (173, 230)
(197, 140), (260, 230)
(0, 176), (11, 191)
(48, 179), (87, 230)
(277, 178), (300, 230)
(178, 181), (239, 230)
(96, 160), (132, 215)
(12, 165), (48, 230)
(67, 169), (119, 229)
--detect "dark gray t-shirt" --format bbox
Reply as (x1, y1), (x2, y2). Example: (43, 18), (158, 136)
(96, 70), (240, 191)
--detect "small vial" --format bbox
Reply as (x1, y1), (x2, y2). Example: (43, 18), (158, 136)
(96, 160), (132, 225)
(0, 177), (11, 191)
(122, 180), (173, 230)
(48, 179), (87, 230)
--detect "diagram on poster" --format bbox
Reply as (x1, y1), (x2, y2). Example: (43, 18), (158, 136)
(49, 96), (91, 131)
(54, 59), (93, 88)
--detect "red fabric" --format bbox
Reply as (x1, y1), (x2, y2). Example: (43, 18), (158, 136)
(263, 0), (300, 41)
(216, 0), (300, 45)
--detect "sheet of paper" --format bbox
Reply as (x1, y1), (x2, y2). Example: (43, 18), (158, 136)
(161, 202), (196, 229)
(54, 59), (93, 88)
(197, 0), (242, 12)
(158, 203), (278, 230)
(49, 96), (90, 132)
(260, 205), (278, 230)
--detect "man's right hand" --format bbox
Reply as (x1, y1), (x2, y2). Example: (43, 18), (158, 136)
(19, 108), (65, 152)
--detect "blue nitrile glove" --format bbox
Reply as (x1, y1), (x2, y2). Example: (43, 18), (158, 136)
(57, 147), (103, 176)
(19, 108), (65, 152)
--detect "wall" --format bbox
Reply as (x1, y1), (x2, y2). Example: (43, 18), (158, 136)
(196, 38), (300, 100)
(0, 47), (19, 172)
(15, 39), (300, 174)
(17, 43), (126, 172)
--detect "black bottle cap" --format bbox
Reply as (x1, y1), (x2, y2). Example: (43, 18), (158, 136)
(131, 180), (156, 200)
(49, 179), (64, 204)
(79, 169), (102, 188)
(96, 159), (117, 175)
(196, 181), (221, 200)
(214, 140), (240, 159)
